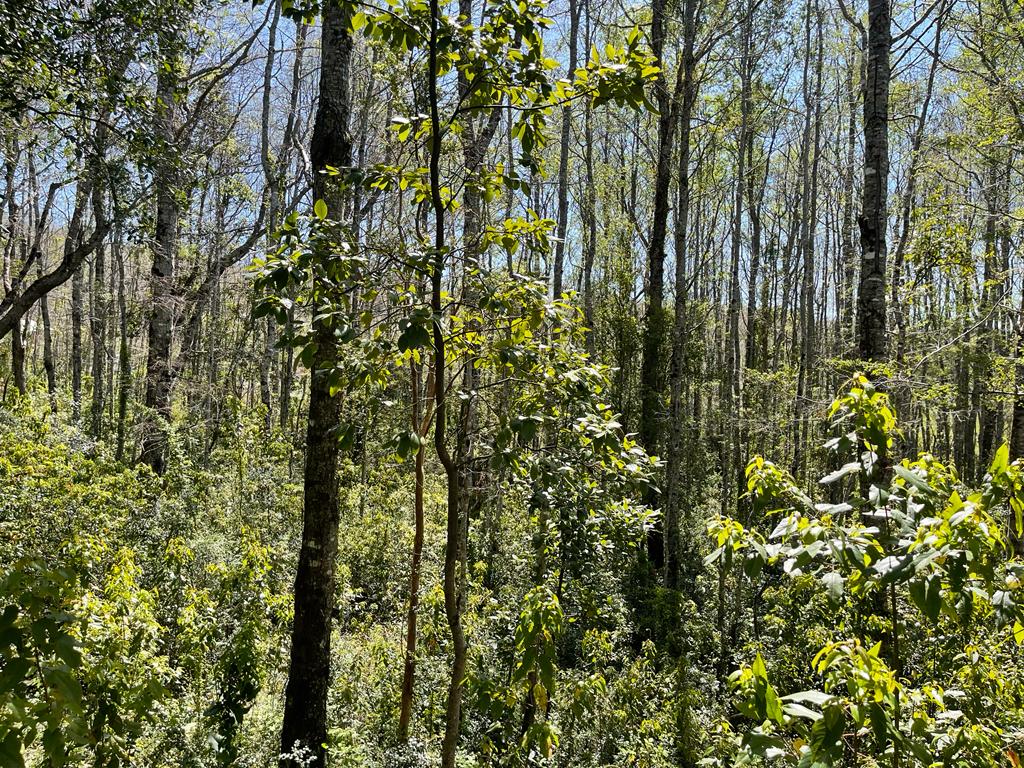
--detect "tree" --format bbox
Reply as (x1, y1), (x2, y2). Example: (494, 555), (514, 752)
(856, 0), (891, 363)
(276, 0), (354, 764)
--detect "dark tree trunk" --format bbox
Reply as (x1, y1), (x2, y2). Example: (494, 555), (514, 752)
(398, 361), (429, 741)
(793, 0), (823, 480)
(71, 260), (83, 420)
(259, 2), (282, 433)
(856, 0), (890, 363)
(115, 236), (131, 462)
(279, 2), (353, 766)
(664, 0), (698, 592)
(424, 2), (465, 764)
(39, 263), (56, 411)
(90, 218), (107, 437)
(639, 0), (680, 569)
(580, 1), (596, 344)
(552, 0), (580, 299)
(11, 314), (25, 396)
(140, 28), (181, 474)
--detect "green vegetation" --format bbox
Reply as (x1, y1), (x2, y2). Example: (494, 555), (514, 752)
(3, 0), (1024, 765)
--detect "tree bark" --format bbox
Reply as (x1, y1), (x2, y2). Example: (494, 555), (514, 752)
(90, 198), (108, 437)
(856, 0), (891, 363)
(279, 23), (308, 433)
(640, 0), (682, 569)
(840, 39), (858, 352)
(425, 2), (466, 764)
(71, 259), (83, 420)
(279, 2), (353, 765)
(792, 0), (823, 480)
(259, 1), (282, 433)
(140, 26), (181, 474)
(552, 0), (580, 299)
(39, 262), (57, 411)
(115, 235), (131, 462)
(664, 0), (698, 592)
(398, 362), (431, 741)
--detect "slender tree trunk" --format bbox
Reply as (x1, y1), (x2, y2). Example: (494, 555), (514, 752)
(580, 0), (596, 344)
(115, 235), (131, 461)
(857, 0), (891, 363)
(744, 133), (764, 372)
(399, 361), (430, 741)
(11, 313), (25, 396)
(279, 23), (308, 433)
(717, 0), (753, 682)
(664, 0), (698, 592)
(639, 0), (681, 569)
(279, 3), (353, 766)
(71, 260), (83, 419)
(793, 0), (822, 480)
(140, 27), (181, 473)
(840, 39), (858, 352)
(259, 1), (282, 433)
(38, 261), (56, 411)
(552, 0), (580, 299)
(425, 2), (466, 763)
(90, 209), (107, 437)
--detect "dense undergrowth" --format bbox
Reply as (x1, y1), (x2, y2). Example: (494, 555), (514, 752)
(5, 377), (1024, 766)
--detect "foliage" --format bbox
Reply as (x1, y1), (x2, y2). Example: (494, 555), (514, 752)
(709, 376), (1024, 766)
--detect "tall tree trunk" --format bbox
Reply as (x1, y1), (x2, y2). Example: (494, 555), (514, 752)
(279, 22), (309, 433)
(840, 38), (858, 352)
(259, 1), (282, 433)
(90, 200), (108, 437)
(11, 313), (25, 396)
(639, 0), (680, 569)
(71, 260), (83, 419)
(580, 0), (596, 344)
(978, 155), (1001, 481)
(398, 361), (430, 741)
(552, 0), (580, 299)
(793, 0), (822, 480)
(743, 133), (764, 372)
(717, 0), (753, 683)
(425, 2), (465, 764)
(115, 235), (131, 462)
(140, 27), (181, 473)
(39, 262), (57, 411)
(857, 0), (891, 363)
(279, 2), (353, 766)
(664, 0), (698, 592)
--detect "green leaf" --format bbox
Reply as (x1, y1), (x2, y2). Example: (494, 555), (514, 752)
(397, 322), (432, 352)
(820, 461), (861, 485)
(821, 572), (844, 604)
(43, 666), (83, 714)
(764, 682), (784, 724)
(782, 701), (822, 721)
(0, 732), (25, 768)
(894, 464), (934, 493)
(990, 443), (1010, 474)
(53, 634), (81, 668)
(314, 198), (328, 220)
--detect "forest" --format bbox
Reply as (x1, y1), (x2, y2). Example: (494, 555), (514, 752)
(2, 0), (1024, 764)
